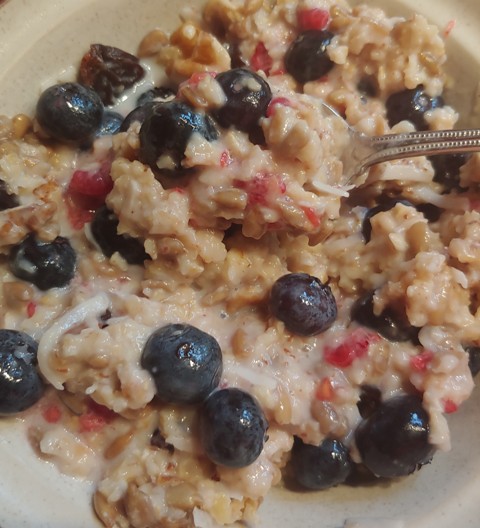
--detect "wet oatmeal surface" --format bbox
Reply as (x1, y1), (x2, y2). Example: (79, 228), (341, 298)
(0, 0), (479, 527)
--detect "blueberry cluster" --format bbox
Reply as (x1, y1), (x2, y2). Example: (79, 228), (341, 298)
(141, 323), (268, 468)
(288, 392), (434, 490)
(14, 19), (463, 495)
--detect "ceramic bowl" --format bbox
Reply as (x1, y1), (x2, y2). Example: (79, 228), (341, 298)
(0, 1), (479, 527)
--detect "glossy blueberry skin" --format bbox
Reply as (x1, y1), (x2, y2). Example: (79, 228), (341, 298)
(90, 205), (150, 265)
(355, 394), (435, 478)
(0, 179), (19, 211)
(430, 152), (470, 190)
(96, 110), (124, 136)
(385, 86), (444, 131)
(269, 273), (337, 336)
(362, 198), (415, 242)
(139, 101), (219, 177)
(120, 88), (177, 132)
(465, 345), (480, 377)
(357, 384), (382, 419)
(136, 86), (176, 107)
(0, 329), (44, 415)
(120, 101), (157, 132)
(290, 437), (353, 490)
(199, 388), (268, 468)
(9, 233), (76, 290)
(141, 324), (223, 404)
(213, 68), (272, 134)
(362, 198), (442, 242)
(285, 30), (335, 84)
(36, 82), (103, 145)
(351, 292), (419, 343)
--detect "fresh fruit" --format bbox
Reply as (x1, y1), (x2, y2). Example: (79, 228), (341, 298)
(0, 329), (44, 414)
(36, 82), (103, 145)
(465, 345), (480, 377)
(141, 323), (222, 404)
(213, 68), (272, 134)
(385, 85), (444, 130)
(430, 152), (470, 190)
(284, 30), (335, 84)
(78, 44), (145, 105)
(199, 388), (268, 467)
(351, 292), (419, 343)
(90, 205), (150, 265)
(362, 198), (414, 242)
(138, 101), (219, 177)
(9, 233), (76, 290)
(0, 179), (19, 210)
(96, 110), (123, 136)
(67, 160), (113, 209)
(357, 384), (382, 418)
(120, 101), (157, 132)
(136, 86), (176, 107)
(290, 436), (353, 490)
(269, 273), (337, 336)
(355, 394), (435, 478)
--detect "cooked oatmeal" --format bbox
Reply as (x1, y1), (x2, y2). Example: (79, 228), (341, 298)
(0, 0), (479, 527)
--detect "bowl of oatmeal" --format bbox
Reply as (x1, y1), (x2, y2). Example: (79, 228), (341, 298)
(1, 0), (480, 527)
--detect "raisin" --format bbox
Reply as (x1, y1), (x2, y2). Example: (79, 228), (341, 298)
(78, 44), (145, 105)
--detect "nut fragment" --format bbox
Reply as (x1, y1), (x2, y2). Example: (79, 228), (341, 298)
(11, 114), (32, 139)
(104, 429), (135, 460)
(157, 22), (231, 79)
(137, 28), (169, 57)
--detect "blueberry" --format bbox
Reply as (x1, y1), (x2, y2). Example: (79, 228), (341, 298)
(430, 153), (470, 190)
(351, 292), (419, 343)
(285, 30), (335, 84)
(290, 437), (353, 490)
(362, 198), (415, 242)
(36, 82), (103, 145)
(0, 179), (19, 211)
(465, 345), (480, 377)
(357, 77), (378, 99)
(414, 202), (442, 222)
(355, 394), (435, 478)
(120, 102), (157, 132)
(90, 205), (150, 265)
(96, 110), (124, 136)
(136, 86), (176, 107)
(138, 101), (219, 177)
(357, 384), (382, 419)
(385, 86), (443, 130)
(141, 323), (222, 404)
(0, 329), (44, 414)
(9, 233), (76, 290)
(269, 273), (337, 336)
(199, 388), (268, 468)
(362, 197), (442, 241)
(213, 68), (272, 134)
(150, 428), (174, 453)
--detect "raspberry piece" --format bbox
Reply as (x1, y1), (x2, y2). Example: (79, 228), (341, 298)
(251, 42), (273, 74)
(324, 328), (380, 368)
(297, 8), (331, 31)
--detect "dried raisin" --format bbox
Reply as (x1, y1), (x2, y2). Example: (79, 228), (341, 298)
(78, 44), (145, 105)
